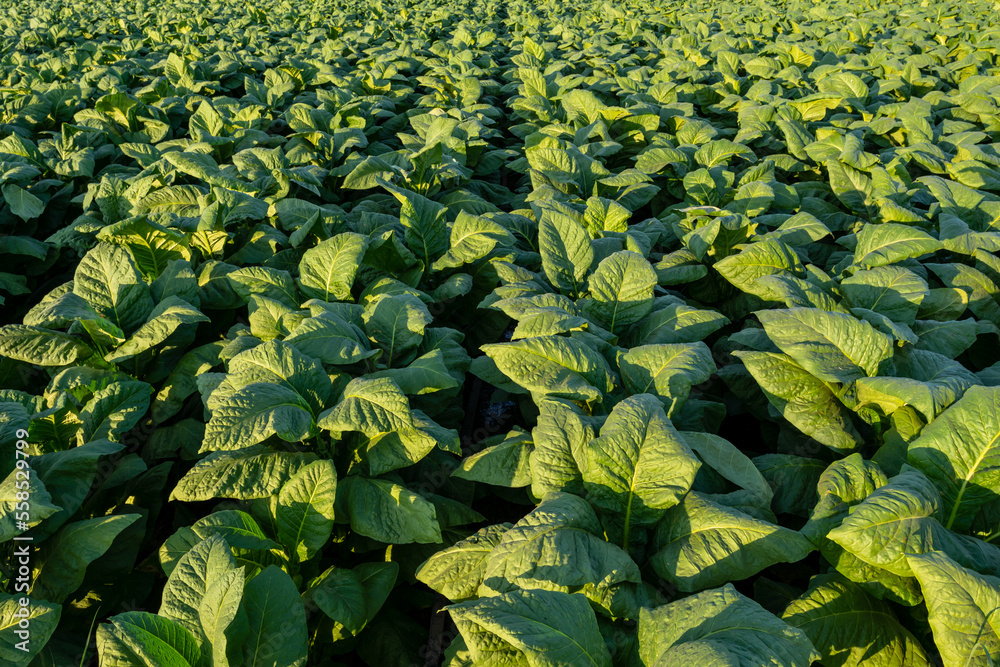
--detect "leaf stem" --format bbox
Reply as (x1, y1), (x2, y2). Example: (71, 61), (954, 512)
(622, 498), (633, 551)
(80, 609), (100, 667)
(666, 396), (679, 420)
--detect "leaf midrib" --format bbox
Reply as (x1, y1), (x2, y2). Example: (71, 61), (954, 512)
(946, 425), (1000, 529)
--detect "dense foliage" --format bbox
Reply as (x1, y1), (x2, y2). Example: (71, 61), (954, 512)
(4, 0), (1000, 664)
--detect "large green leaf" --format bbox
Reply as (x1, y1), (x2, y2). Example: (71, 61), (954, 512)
(170, 446), (314, 501)
(220, 339), (330, 414)
(379, 180), (448, 268)
(242, 566), (308, 667)
(98, 216), (193, 280)
(582, 394), (700, 540)
(433, 211), (515, 269)
(283, 314), (377, 366)
(481, 336), (613, 402)
(912, 319), (978, 359)
(735, 350), (861, 452)
(907, 386), (1000, 531)
(583, 250), (656, 332)
(81, 380), (153, 442)
(800, 455), (922, 605)
(782, 573), (930, 667)
(159, 534), (244, 661)
(828, 468), (1000, 579)
(537, 201), (594, 297)
(416, 524), (511, 601)
(760, 212), (832, 246)
(0, 467), (59, 541)
(159, 511), (280, 577)
(362, 294), (432, 364)
(928, 263), (1000, 327)
(2, 183), (45, 220)
(454, 430), (534, 488)
(714, 239), (803, 300)
(447, 589), (612, 667)
(908, 551), (1000, 667)
(202, 383), (314, 452)
(317, 376), (413, 435)
(638, 584), (818, 667)
(337, 476), (441, 544)
(840, 266), (928, 325)
(756, 308), (894, 383)
(31, 514), (140, 603)
(73, 243), (154, 333)
(368, 349), (460, 395)
(650, 492), (814, 592)
(363, 409), (457, 475)
(695, 139), (757, 168)
(0, 594), (60, 666)
(276, 459), (337, 561)
(618, 343), (715, 409)
(917, 288), (969, 322)
(229, 266), (298, 308)
(528, 143), (610, 195)
(854, 348), (979, 422)
(23, 288), (100, 329)
(0, 325), (93, 367)
(480, 492), (640, 595)
(529, 397), (594, 498)
(105, 296), (209, 363)
(305, 562), (398, 640)
(298, 233), (367, 302)
(509, 305), (589, 340)
(97, 611), (202, 667)
(854, 223), (942, 268)
(684, 432), (774, 509)
(627, 301), (729, 346)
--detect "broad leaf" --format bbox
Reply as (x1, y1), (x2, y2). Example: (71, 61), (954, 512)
(638, 584), (818, 667)
(618, 343), (715, 409)
(416, 525), (511, 601)
(482, 336), (613, 402)
(97, 612), (202, 667)
(908, 551), (1000, 667)
(583, 250), (656, 332)
(650, 492), (814, 592)
(337, 476), (441, 544)
(854, 223), (942, 268)
(202, 383), (314, 452)
(276, 459), (337, 561)
(32, 514), (140, 603)
(298, 233), (368, 302)
(447, 589), (612, 667)
(735, 350), (861, 452)
(243, 566), (308, 667)
(171, 446), (314, 501)
(907, 387), (1000, 531)
(0, 594), (60, 666)
(756, 308), (894, 383)
(582, 394), (700, 540)
(782, 573), (930, 667)
(74, 244), (154, 333)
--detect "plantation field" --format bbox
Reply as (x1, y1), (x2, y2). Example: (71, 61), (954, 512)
(5, 0), (1000, 664)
